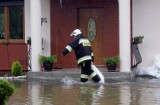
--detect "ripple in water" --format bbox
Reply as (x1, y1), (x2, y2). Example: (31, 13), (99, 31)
(61, 76), (77, 85)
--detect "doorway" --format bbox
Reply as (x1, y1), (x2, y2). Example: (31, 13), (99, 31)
(78, 8), (104, 66)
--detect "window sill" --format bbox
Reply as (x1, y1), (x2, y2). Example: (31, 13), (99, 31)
(0, 39), (25, 44)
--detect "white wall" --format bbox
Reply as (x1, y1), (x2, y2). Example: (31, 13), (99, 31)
(133, 0), (160, 67)
(25, 0), (31, 41)
(25, 0), (51, 56)
(41, 0), (51, 56)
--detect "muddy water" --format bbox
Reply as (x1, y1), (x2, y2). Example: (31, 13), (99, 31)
(6, 78), (160, 105)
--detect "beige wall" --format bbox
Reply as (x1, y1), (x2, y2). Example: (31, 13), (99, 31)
(132, 0), (160, 67)
(25, 0), (51, 56)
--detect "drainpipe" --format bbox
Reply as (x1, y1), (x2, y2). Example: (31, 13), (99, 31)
(118, 0), (131, 72)
(30, 0), (42, 72)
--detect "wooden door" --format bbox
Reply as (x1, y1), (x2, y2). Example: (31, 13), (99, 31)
(78, 8), (104, 66)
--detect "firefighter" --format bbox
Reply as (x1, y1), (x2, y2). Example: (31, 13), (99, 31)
(62, 29), (101, 83)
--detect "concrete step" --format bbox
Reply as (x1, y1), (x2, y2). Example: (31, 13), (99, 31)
(27, 68), (135, 83)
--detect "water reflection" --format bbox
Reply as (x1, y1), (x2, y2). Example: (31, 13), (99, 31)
(30, 84), (41, 105)
(120, 86), (131, 105)
(6, 78), (160, 105)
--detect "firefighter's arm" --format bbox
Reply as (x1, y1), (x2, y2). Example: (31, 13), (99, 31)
(62, 45), (72, 56)
(62, 38), (78, 56)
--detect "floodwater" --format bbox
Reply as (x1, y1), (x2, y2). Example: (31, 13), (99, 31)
(6, 77), (160, 105)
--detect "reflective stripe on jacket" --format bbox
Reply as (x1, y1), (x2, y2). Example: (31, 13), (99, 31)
(62, 34), (94, 64)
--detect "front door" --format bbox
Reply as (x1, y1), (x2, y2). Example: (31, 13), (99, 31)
(78, 8), (104, 66)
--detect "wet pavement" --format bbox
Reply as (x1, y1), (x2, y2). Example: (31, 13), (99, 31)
(6, 77), (160, 105)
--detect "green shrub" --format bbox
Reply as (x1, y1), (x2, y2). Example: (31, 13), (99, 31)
(39, 54), (58, 63)
(11, 60), (22, 76)
(103, 56), (120, 65)
(134, 35), (144, 40)
(0, 80), (14, 104)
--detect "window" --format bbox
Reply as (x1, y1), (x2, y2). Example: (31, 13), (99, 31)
(9, 6), (23, 39)
(87, 17), (96, 42)
(0, 1), (24, 43)
(0, 7), (4, 39)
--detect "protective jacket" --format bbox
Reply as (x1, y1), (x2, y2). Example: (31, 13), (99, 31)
(62, 34), (94, 64)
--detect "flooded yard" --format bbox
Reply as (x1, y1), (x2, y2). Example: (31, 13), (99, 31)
(6, 77), (160, 105)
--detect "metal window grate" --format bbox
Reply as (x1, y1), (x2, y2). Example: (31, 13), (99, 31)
(132, 42), (142, 68)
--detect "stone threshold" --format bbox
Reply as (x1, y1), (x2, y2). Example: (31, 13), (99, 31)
(27, 68), (136, 83)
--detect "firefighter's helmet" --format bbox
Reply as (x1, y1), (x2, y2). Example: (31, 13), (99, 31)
(70, 29), (82, 36)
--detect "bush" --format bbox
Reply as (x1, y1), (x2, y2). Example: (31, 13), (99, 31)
(39, 54), (58, 63)
(0, 80), (14, 104)
(103, 56), (120, 65)
(11, 60), (22, 76)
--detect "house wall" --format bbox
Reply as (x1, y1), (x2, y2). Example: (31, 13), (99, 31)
(51, 0), (119, 68)
(24, 0), (31, 41)
(0, 1), (28, 71)
(41, 0), (51, 56)
(0, 44), (28, 70)
(25, 0), (51, 56)
(132, 0), (160, 67)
